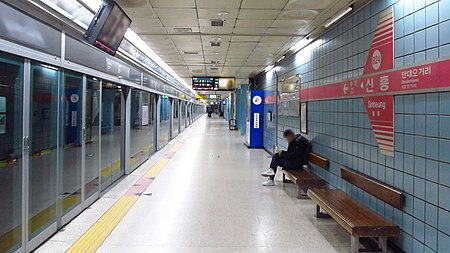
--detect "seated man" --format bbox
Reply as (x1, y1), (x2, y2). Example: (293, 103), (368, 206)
(261, 129), (310, 186)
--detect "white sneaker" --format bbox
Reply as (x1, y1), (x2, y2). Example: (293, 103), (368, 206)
(261, 168), (275, 177)
(262, 178), (275, 186)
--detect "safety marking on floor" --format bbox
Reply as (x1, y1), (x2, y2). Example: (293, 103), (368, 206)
(66, 134), (192, 253)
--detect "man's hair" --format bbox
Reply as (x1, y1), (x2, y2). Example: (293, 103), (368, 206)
(283, 129), (295, 137)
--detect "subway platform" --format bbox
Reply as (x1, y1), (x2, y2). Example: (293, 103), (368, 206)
(35, 117), (350, 253)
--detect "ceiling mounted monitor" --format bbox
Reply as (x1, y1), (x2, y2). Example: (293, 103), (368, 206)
(85, 0), (132, 56)
(192, 77), (218, 91)
(192, 77), (235, 91)
(218, 78), (235, 90)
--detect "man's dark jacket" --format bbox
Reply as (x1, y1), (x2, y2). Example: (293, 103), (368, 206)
(280, 134), (310, 169)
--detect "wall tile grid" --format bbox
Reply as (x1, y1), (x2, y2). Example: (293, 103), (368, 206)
(258, 0), (450, 252)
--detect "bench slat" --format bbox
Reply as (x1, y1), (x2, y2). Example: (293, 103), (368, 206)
(341, 167), (404, 209)
(309, 152), (329, 170)
(283, 170), (326, 187)
(308, 189), (400, 238)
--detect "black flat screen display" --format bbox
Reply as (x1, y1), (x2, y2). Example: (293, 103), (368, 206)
(85, 1), (131, 56)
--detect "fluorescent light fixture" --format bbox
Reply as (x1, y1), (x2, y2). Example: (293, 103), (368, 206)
(286, 75), (298, 80)
(325, 6), (353, 28)
(38, 0), (197, 97)
(290, 37), (310, 52)
(79, 0), (102, 12)
(276, 55), (286, 63)
(123, 29), (197, 94)
(265, 65), (275, 72)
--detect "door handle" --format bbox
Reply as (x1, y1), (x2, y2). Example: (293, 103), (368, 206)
(23, 136), (30, 152)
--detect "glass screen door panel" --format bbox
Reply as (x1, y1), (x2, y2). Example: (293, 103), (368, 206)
(180, 101), (186, 132)
(85, 77), (100, 198)
(61, 71), (83, 215)
(28, 63), (58, 240)
(100, 82), (123, 190)
(110, 87), (123, 183)
(172, 99), (179, 137)
(158, 96), (171, 148)
(129, 91), (155, 172)
(0, 53), (23, 253)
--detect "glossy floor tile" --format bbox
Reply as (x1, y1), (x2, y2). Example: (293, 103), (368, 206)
(37, 116), (351, 253)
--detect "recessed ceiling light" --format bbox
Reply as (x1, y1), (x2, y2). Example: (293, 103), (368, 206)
(276, 55), (286, 63)
(173, 28), (193, 33)
(218, 11), (229, 21)
(184, 51), (199, 55)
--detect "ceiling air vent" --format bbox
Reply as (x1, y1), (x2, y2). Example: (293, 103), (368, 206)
(210, 41), (221, 47)
(173, 28), (193, 33)
(210, 67), (218, 71)
(184, 51), (199, 55)
(211, 19), (224, 27)
(192, 70), (203, 73)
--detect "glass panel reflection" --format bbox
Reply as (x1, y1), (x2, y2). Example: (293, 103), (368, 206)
(0, 53), (23, 253)
(159, 96), (171, 148)
(101, 82), (123, 190)
(28, 63), (58, 239)
(129, 90), (155, 171)
(172, 99), (179, 137)
(61, 71), (83, 214)
(85, 77), (100, 198)
(180, 101), (186, 132)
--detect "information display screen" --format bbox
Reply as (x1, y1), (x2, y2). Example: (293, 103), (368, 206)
(192, 77), (217, 90)
(85, 0), (132, 56)
(192, 77), (235, 91)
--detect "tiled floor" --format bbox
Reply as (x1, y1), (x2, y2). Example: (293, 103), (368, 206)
(36, 116), (351, 253)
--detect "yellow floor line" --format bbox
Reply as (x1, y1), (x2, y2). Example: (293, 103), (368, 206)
(65, 134), (190, 253)
(144, 158), (169, 178)
(169, 143), (182, 153)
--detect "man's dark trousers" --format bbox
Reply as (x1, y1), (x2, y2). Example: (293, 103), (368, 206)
(269, 153), (300, 179)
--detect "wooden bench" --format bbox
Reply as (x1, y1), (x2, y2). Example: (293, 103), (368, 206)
(307, 167), (403, 253)
(282, 152), (328, 199)
(282, 169), (326, 198)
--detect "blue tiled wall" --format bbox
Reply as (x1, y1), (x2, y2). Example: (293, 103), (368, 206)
(258, 0), (450, 252)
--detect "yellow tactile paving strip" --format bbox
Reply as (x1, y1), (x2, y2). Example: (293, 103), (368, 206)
(66, 196), (139, 253)
(66, 132), (191, 253)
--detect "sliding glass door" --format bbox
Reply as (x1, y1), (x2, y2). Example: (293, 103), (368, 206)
(84, 77), (101, 200)
(0, 52), (23, 253)
(129, 90), (155, 172)
(180, 101), (186, 132)
(172, 99), (179, 137)
(61, 71), (83, 216)
(158, 96), (171, 149)
(100, 82), (124, 191)
(28, 63), (59, 241)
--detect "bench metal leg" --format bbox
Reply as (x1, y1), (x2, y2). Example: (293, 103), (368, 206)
(379, 237), (387, 253)
(351, 236), (360, 253)
(315, 205), (330, 218)
(296, 186), (309, 199)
